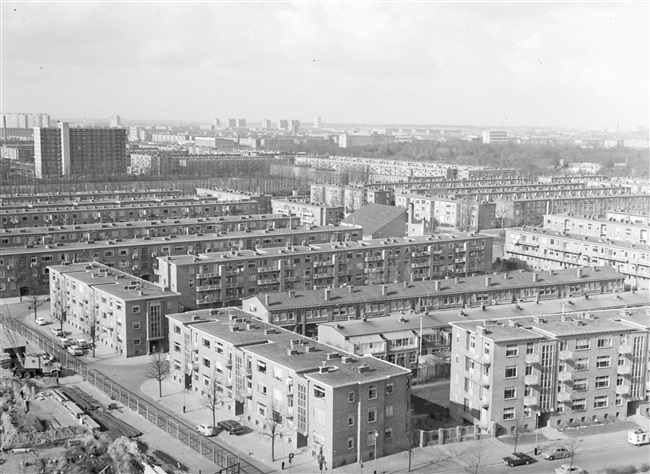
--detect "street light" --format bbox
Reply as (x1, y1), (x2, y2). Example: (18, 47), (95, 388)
(373, 430), (378, 474)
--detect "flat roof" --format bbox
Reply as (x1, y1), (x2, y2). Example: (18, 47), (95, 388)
(49, 262), (178, 301)
(166, 308), (409, 387)
(320, 313), (448, 337)
(254, 266), (622, 311)
(511, 228), (650, 252)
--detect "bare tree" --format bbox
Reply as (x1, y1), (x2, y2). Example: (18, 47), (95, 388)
(400, 416), (454, 472)
(563, 436), (583, 471)
(459, 438), (491, 474)
(146, 350), (170, 398)
(26, 289), (47, 321)
(200, 366), (229, 427)
(511, 422), (527, 453)
(258, 399), (287, 462)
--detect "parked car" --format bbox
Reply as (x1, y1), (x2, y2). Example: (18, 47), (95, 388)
(196, 423), (217, 436)
(51, 327), (63, 337)
(67, 345), (83, 356)
(554, 464), (588, 474)
(76, 338), (92, 350)
(217, 420), (243, 435)
(59, 337), (71, 347)
(502, 452), (534, 467)
(542, 446), (573, 460)
(35, 317), (47, 326)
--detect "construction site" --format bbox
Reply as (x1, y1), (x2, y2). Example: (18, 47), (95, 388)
(0, 313), (188, 474)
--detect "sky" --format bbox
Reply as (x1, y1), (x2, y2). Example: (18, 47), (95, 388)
(2, 1), (648, 130)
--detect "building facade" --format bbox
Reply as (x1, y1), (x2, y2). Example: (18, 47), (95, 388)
(167, 308), (411, 469)
(49, 262), (180, 358)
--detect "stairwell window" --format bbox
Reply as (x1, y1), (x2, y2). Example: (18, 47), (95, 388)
(503, 407), (515, 421)
(506, 344), (519, 357)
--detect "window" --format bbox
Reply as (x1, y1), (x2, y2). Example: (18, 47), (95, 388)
(133, 338), (141, 346)
(348, 415), (355, 426)
(596, 356), (611, 368)
(575, 358), (589, 371)
(132, 322), (140, 330)
(202, 338), (210, 349)
(526, 343), (534, 355)
(173, 342), (181, 353)
(615, 394), (624, 406)
(523, 406), (532, 419)
(505, 345), (519, 357)
(505, 366), (518, 378)
(386, 383), (394, 395)
(132, 305), (140, 314)
(202, 358), (210, 368)
(257, 382), (267, 395)
(257, 403), (266, 416)
(257, 360), (267, 373)
(385, 404), (394, 418)
(367, 431), (377, 446)
(504, 388), (517, 400)
(574, 379), (588, 391)
(595, 376), (610, 388)
(368, 408), (377, 423)
(174, 324), (181, 334)
(503, 407), (515, 421)
(385, 427), (393, 439)
(593, 396), (609, 409)
(575, 338), (590, 350)
(347, 437), (355, 450)
(314, 385), (325, 399)
(348, 392), (355, 403)
(572, 399), (587, 412)
(597, 337), (612, 348)
(368, 385), (377, 400)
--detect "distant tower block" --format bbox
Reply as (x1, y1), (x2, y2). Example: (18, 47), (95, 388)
(228, 118), (236, 128)
(314, 116), (322, 129)
(110, 115), (121, 127)
(237, 118), (247, 128)
(214, 118), (221, 128)
(263, 119), (271, 129)
(291, 120), (300, 135)
(278, 119), (289, 130)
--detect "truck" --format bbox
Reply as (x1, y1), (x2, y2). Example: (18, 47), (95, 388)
(12, 352), (62, 379)
(628, 428), (650, 446)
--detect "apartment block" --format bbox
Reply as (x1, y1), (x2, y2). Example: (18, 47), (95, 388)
(0, 223), (352, 299)
(34, 123), (128, 179)
(0, 214), (300, 250)
(160, 232), (491, 314)
(196, 188), (272, 214)
(166, 308), (411, 469)
(270, 199), (344, 227)
(242, 266), (621, 338)
(504, 227), (650, 289)
(604, 211), (650, 226)
(449, 306), (650, 435)
(49, 262), (180, 358)
(544, 214), (648, 245)
(1, 197), (260, 229)
(396, 193), (496, 231)
(0, 189), (183, 206)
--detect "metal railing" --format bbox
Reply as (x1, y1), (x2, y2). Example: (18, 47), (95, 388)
(3, 317), (266, 474)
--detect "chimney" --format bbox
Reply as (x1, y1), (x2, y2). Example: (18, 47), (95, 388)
(532, 273), (539, 283)
(548, 269), (554, 276)
(477, 326), (487, 335)
(576, 268), (583, 279)
(485, 276), (491, 287)
(348, 286), (353, 293)
(454, 277), (460, 284)
(288, 290), (295, 298)
(403, 281), (408, 289)
(264, 294), (270, 306)
(434, 280), (441, 291)
(324, 288), (331, 301)
(358, 363), (370, 374)
(503, 272), (508, 280)
(382, 285), (388, 296)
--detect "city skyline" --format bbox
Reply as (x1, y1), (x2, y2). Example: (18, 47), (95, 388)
(2, 2), (648, 130)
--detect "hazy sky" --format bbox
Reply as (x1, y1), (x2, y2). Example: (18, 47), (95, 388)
(2, 1), (648, 129)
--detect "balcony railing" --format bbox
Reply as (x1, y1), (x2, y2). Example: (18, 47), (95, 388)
(196, 284), (220, 292)
(196, 272), (220, 279)
(411, 262), (429, 268)
(559, 350), (573, 361)
(524, 374), (539, 386)
(557, 391), (572, 403)
(523, 395), (538, 406)
(615, 385), (630, 396)
(480, 397), (490, 408)
(617, 365), (631, 375)
(364, 256), (384, 262)
(525, 353), (540, 364)
(558, 371), (573, 382)
(618, 344), (633, 355)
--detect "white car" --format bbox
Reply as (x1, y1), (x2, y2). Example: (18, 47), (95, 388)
(554, 464), (588, 474)
(196, 423), (217, 436)
(51, 327), (63, 337)
(67, 345), (83, 356)
(35, 317), (47, 326)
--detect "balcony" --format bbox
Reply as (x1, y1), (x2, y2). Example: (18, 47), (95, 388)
(364, 268), (384, 274)
(257, 266), (279, 273)
(225, 359), (232, 368)
(257, 279), (280, 285)
(411, 251), (430, 258)
(617, 365), (632, 375)
(411, 262), (429, 268)
(196, 284), (220, 292)
(478, 354), (492, 367)
(524, 374), (539, 386)
(245, 368), (253, 378)
(523, 395), (538, 407)
(364, 256), (384, 262)
(557, 391), (572, 403)
(559, 350), (573, 361)
(196, 272), (220, 279)
(313, 272), (334, 279)
(618, 344), (633, 355)
(615, 385), (630, 396)
(480, 397), (490, 409)
(558, 371), (573, 382)
(313, 261), (334, 267)
(525, 353), (540, 364)
(479, 375), (491, 387)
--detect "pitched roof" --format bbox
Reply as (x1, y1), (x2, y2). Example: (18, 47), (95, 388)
(341, 204), (406, 235)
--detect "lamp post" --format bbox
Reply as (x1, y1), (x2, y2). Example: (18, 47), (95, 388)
(373, 431), (378, 474)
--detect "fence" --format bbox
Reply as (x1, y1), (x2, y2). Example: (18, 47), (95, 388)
(3, 317), (264, 474)
(419, 424), (492, 447)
